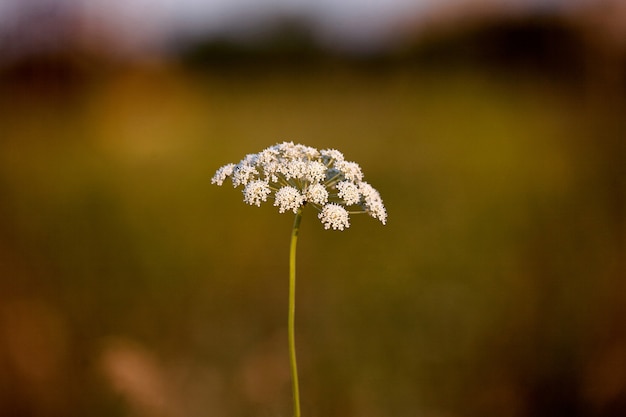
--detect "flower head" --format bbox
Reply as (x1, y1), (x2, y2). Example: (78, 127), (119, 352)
(305, 183), (329, 206)
(211, 163), (235, 186)
(336, 180), (361, 206)
(243, 180), (271, 207)
(212, 141), (387, 230)
(274, 186), (305, 213)
(318, 203), (350, 230)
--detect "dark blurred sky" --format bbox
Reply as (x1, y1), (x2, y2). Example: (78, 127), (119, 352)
(0, 0), (605, 56)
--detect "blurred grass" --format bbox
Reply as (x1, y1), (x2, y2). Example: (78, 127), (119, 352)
(0, 64), (624, 417)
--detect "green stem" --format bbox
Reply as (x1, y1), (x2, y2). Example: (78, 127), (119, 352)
(289, 208), (303, 417)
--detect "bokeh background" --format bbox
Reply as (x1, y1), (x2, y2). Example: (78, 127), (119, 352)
(1, 0), (625, 416)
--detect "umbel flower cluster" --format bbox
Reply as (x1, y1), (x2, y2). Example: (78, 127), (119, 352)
(212, 141), (387, 230)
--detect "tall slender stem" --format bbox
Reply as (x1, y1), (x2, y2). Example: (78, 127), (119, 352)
(289, 208), (303, 417)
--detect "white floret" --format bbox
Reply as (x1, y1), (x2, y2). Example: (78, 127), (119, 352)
(260, 160), (280, 182)
(211, 163), (235, 186)
(282, 160), (308, 181)
(334, 160), (363, 182)
(274, 186), (305, 213)
(305, 161), (327, 183)
(358, 182), (380, 200)
(320, 149), (345, 164)
(367, 199), (387, 224)
(336, 180), (361, 205)
(318, 203), (350, 230)
(257, 147), (280, 166)
(277, 141), (302, 160)
(243, 180), (271, 207)
(359, 182), (387, 224)
(305, 183), (329, 206)
(242, 153), (259, 166)
(296, 144), (320, 160)
(232, 164), (259, 187)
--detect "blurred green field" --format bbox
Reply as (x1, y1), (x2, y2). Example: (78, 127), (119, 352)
(0, 65), (624, 417)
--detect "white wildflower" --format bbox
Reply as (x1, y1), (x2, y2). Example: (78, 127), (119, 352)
(212, 141), (386, 229)
(305, 183), (329, 206)
(243, 180), (271, 207)
(212, 141), (386, 417)
(336, 180), (361, 206)
(318, 203), (350, 230)
(274, 186), (305, 213)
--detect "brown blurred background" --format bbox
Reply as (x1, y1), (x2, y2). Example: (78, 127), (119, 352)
(0, 0), (625, 416)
